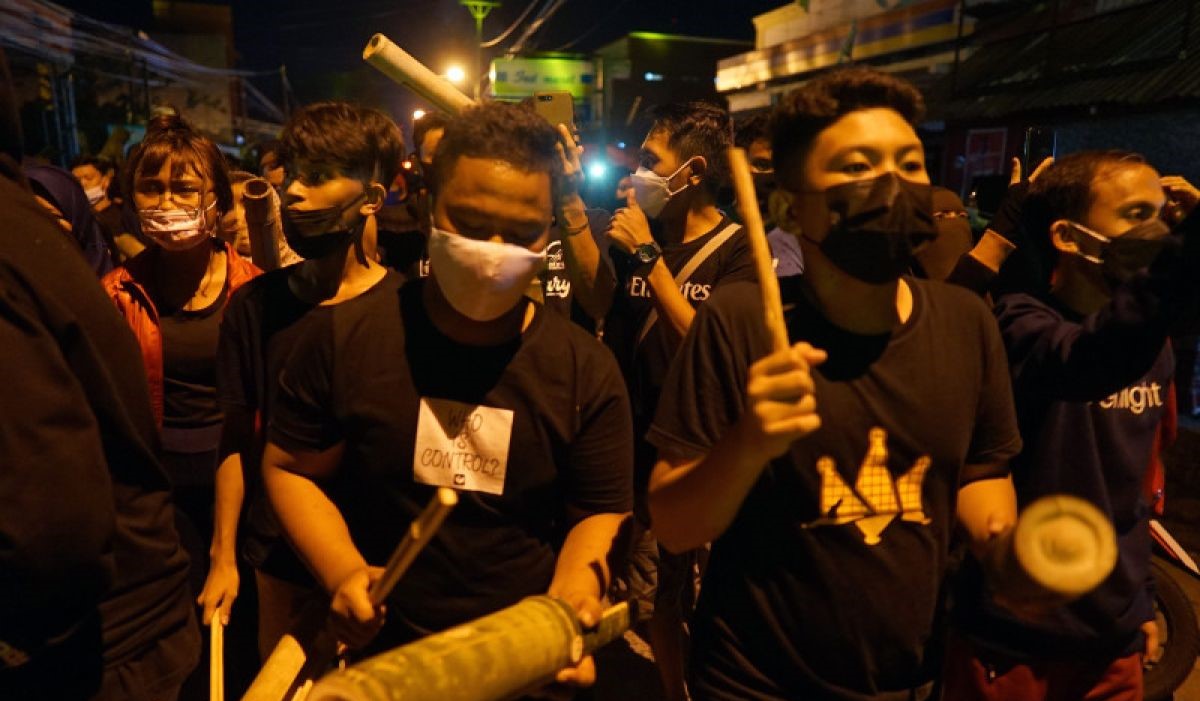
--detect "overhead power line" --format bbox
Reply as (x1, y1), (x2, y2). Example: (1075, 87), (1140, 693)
(506, 0), (569, 55)
(481, 0), (542, 48)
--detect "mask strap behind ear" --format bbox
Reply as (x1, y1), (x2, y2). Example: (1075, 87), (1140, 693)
(1065, 221), (1107, 265)
(667, 157), (698, 196)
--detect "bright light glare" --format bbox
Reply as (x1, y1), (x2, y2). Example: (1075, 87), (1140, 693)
(445, 66), (466, 84)
(588, 162), (608, 179)
(413, 109), (427, 120)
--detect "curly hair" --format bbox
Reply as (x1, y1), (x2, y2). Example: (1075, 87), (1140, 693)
(124, 113), (233, 215)
(771, 67), (925, 189)
(281, 102), (405, 187)
(647, 101), (733, 198)
(431, 101), (562, 192)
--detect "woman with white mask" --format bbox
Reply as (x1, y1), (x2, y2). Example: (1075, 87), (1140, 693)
(100, 114), (260, 681)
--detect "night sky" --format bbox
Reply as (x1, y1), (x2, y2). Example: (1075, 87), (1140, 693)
(53, 0), (784, 137)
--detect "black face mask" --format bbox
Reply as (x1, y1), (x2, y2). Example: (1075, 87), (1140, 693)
(752, 171), (778, 229)
(1071, 218), (1170, 287)
(814, 173), (937, 284)
(281, 193), (366, 261)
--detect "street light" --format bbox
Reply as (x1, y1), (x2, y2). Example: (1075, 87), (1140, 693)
(413, 109), (427, 121)
(460, 1), (500, 99)
(445, 65), (466, 85)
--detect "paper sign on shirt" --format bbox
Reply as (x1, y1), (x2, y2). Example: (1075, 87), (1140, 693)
(413, 397), (513, 495)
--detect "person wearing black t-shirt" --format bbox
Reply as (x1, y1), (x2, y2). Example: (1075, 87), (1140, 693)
(262, 101), (633, 693)
(646, 68), (1024, 701)
(943, 153), (1200, 701)
(202, 102), (404, 659)
(557, 102), (755, 701)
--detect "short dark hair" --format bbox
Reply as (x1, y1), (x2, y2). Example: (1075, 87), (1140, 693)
(413, 111), (450, 158)
(258, 139), (284, 162)
(648, 101), (733, 198)
(281, 102), (405, 187)
(734, 113), (771, 150)
(771, 67), (925, 189)
(124, 113), (233, 215)
(71, 154), (115, 175)
(431, 101), (561, 192)
(1022, 150), (1147, 237)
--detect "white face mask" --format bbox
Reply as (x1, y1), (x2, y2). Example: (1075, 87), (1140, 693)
(428, 227), (547, 322)
(138, 201), (217, 251)
(629, 158), (695, 218)
(84, 185), (106, 205)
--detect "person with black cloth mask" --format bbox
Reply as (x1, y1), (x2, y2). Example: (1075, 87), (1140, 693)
(0, 50), (199, 701)
(734, 114), (804, 279)
(557, 100), (756, 701)
(646, 67), (1024, 701)
(943, 151), (1200, 701)
(202, 102), (403, 659)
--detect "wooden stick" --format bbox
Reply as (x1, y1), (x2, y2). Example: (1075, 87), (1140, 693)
(362, 34), (475, 116)
(370, 487), (458, 603)
(210, 617), (225, 701)
(241, 488), (459, 701)
(727, 147), (789, 353)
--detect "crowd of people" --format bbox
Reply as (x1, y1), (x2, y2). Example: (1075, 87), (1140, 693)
(2, 44), (1199, 701)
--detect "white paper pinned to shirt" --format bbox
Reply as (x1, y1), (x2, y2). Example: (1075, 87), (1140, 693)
(413, 397), (512, 495)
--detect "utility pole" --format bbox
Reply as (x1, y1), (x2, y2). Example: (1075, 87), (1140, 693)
(461, 0), (500, 99)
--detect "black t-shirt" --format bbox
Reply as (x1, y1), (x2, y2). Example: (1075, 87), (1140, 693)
(647, 277), (1021, 701)
(93, 203), (123, 243)
(268, 277), (633, 645)
(605, 217), (755, 497)
(217, 265), (387, 577)
(160, 278), (228, 435)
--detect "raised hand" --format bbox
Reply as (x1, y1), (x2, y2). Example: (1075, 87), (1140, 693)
(609, 189), (654, 255)
(741, 341), (827, 461)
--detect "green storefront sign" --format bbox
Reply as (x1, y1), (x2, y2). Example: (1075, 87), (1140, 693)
(490, 57), (595, 99)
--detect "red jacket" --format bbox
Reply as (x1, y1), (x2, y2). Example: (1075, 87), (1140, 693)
(101, 240), (260, 427)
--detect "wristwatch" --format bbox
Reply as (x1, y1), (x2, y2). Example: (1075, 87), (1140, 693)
(634, 241), (662, 265)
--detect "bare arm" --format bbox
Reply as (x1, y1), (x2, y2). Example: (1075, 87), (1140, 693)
(649, 343), (825, 553)
(548, 512), (630, 615)
(262, 441), (361, 592)
(196, 451), (243, 625)
(545, 511), (630, 689)
(262, 440), (383, 647)
(558, 193), (614, 319)
(554, 124), (614, 319)
(642, 256), (695, 340)
(956, 474), (1018, 560)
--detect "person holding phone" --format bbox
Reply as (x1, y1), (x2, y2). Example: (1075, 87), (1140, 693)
(557, 100), (756, 701)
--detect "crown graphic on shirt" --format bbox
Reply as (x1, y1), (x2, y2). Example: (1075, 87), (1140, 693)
(806, 427), (932, 545)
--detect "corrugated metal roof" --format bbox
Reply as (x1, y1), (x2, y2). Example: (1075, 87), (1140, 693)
(940, 0), (1200, 120)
